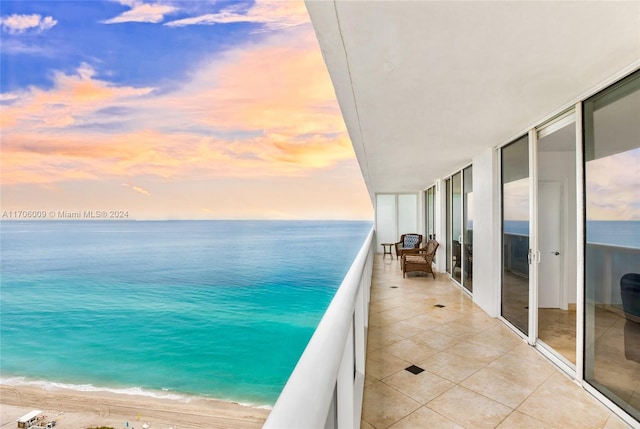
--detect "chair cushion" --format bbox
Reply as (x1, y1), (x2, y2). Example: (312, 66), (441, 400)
(403, 235), (420, 248)
(405, 255), (426, 264)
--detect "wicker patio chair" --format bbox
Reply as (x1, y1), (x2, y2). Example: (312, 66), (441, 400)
(402, 240), (439, 279)
(394, 233), (423, 260)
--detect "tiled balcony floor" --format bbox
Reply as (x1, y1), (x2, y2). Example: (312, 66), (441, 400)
(362, 254), (632, 429)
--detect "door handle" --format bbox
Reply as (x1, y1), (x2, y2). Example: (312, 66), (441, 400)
(551, 251), (560, 255)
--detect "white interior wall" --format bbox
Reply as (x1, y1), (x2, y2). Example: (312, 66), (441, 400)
(375, 194), (396, 252)
(538, 151), (578, 305)
(470, 149), (500, 317)
(397, 194), (419, 237)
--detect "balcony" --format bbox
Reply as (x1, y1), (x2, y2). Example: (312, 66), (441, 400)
(266, 231), (632, 428)
(362, 254), (630, 428)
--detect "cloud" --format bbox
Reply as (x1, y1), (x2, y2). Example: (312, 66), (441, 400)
(165, 0), (309, 30)
(102, 2), (177, 24)
(122, 183), (151, 196)
(0, 18), (355, 187)
(586, 148), (640, 220)
(0, 14), (57, 34)
(1, 63), (154, 130)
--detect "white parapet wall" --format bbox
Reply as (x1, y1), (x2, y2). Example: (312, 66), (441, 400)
(264, 228), (375, 429)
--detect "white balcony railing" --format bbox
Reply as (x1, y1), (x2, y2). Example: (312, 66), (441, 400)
(264, 228), (375, 429)
(586, 242), (640, 308)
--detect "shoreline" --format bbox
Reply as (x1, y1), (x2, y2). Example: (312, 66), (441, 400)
(0, 384), (269, 429)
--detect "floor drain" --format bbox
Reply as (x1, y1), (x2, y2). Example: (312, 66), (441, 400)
(405, 365), (425, 375)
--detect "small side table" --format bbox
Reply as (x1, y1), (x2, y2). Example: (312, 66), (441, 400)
(381, 243), (394, 259)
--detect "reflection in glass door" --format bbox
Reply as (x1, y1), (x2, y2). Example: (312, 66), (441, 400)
(425, 186), (436, 240)
(535, 113), (577, 365)
(463, 166), (473, 292)
(584, 71), (640, 421)
(446, 178), (452, 275)
(501, 136), (530, 334)
(452, 172), (462, 284)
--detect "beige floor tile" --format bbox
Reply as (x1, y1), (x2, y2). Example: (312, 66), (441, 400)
(385, 319), (435, 339)
(360, 419), (376, 429)
(431, 321), (481, 339)
(366, 349), (411, 380)
(388, 406), (464, 429)
(518, 372), (610, 429)
(418, 350), (488, 383)
(374, 308), (413, 326)
(460, 364), (548, 409)
(427, 385), (513, 429)
(367, 326), (406, 352)
(402, 313), (445, 332)
(362, 381), (421, 429)
(381, 304), (430, 322)
(380, 338), (439, 363)
(445, 340), (506, 365)
(364, 374), (379, 387)
(382, 367), (455, 404)
(467, 325), (524, 354)
(496, 411), (554, 429)
(425, 308), (465, 324)
(603, 413), (634, 429)
(409, 330), (462, 351)
(487, 345), (557, 383)
(365, 255), (638, 428)
(433, 323), (478, 340)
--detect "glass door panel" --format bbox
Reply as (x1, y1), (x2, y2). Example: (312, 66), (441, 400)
(501, 136), (530, 334)
(427, 187), (435, 240)
(536, 114), (577, 365)
(446, 179), (452, 274)
(452, 172), (462, 284)
(584, 71), (640, 420)
(463, 166), (473, 292)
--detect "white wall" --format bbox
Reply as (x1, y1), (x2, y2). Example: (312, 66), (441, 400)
(375, 193), (423, 253)
(471, 149), (501, 317)
(375, 194), (396, 251)
(538, 151), (578, 305)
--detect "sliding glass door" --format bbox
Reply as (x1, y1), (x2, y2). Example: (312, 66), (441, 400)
(501, 135), (530, 334)
(425, 186), (436, 241)
(452, 172), (463, 284)
(583, 70), (640, 420)
(535, 111), (577, 365)
(463, 166), (473, 292)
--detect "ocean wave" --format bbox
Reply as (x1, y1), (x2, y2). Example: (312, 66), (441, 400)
(0, 376), (190, 402)
(0, 376), (274, 409)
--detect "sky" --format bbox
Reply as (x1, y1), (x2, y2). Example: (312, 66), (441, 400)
(0, 0), (373, 221)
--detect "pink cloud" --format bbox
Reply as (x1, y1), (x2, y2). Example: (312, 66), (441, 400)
(165, 0), (308, 30)
(1, 25), (353, 185)
(0, 7), (374, 220)
(586, 148), (640, 220)
(102, 2), (177, 24)
(122, 183), (151, 196)
(0, 14), (57, 34)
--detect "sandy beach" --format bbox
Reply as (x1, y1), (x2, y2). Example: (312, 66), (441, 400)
(0, 384), (269, 429)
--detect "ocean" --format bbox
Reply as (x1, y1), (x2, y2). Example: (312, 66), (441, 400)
(0, 220), (372, 407)
(503, 220), (640, 248)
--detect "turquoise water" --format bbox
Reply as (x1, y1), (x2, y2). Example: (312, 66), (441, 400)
(0, 220), (372, 406)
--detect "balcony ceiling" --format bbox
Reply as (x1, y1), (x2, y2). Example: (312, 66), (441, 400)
(305, 1), (640, 200)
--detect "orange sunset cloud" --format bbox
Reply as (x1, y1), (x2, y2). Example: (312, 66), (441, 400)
(0, 1), (373, 220)
(1, 28), (353, 185)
